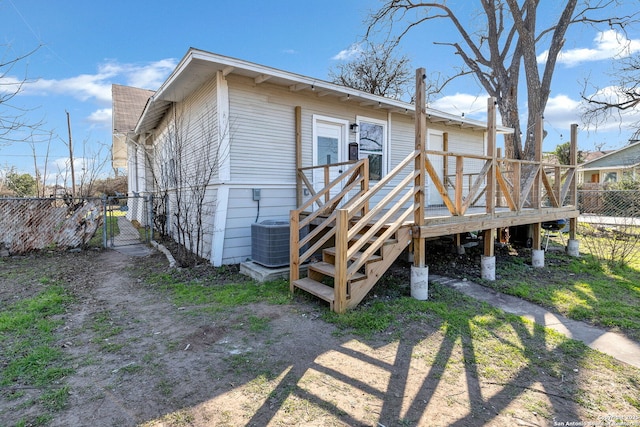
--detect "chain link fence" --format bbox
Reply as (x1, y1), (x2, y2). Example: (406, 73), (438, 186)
(577, 189), (640, 266)
(0, 197), (103, 254)
(578, 189), (640, 218)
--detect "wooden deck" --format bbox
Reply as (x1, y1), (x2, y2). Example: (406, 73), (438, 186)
(290, 77), (580, 313)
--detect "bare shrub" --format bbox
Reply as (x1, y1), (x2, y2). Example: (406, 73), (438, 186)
(579, 221), (640, 268)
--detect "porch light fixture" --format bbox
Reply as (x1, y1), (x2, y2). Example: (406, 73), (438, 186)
(350, 123), (359, 133)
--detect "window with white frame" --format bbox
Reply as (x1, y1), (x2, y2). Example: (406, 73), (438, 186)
(603, 171), (618, 183)
(358, 119), (386, 180)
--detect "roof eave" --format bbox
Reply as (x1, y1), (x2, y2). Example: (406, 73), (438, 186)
(134, 47), (514, 135)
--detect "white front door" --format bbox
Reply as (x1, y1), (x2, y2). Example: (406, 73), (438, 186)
(313, 116), (348, 195)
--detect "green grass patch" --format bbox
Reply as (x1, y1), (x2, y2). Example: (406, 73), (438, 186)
(39, 385), (70, 411)
(323, 300), (396, 338)
(88, 214), (121, 247)
(0, 285), (74, 386)
(89, 310), (126, 352)
(247, 315), (271, 333)
(485, 251), (640, 341)
(0, 284), (74, 423)
(146, 272), (291, 309)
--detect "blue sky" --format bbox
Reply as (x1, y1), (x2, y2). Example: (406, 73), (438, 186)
(2, 0), (640, 180)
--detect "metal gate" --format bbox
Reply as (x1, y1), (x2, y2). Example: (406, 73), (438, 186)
(105, 194), (152, 247)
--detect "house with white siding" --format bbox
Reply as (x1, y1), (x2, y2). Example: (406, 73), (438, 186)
(115, 48), (504, 264)
(114, 48), (580, 311)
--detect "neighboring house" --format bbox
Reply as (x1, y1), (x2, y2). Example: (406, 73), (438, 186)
(579, 141), (640, 185)
(112, 84), (155, 171)
(113, 48), (512, 266)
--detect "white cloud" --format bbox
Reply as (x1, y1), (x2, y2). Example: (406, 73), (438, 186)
(11, 58), (176, 105)
(430, 93), (489, 119)
(537, 30), (640, 67)
(3, 58), (175, 127)
(0, 76), (26, 95)
(331, 43), (363, 61)
(125, 59), (177, 89)
(27, 74), (113, 103)
(541, 94), (582, 130)
(579, 85), (640, 132)
(282, 49), (298, 55)
(87, 108), (112, 126)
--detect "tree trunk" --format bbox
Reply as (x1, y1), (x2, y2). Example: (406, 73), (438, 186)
(498, 91), (522, 160)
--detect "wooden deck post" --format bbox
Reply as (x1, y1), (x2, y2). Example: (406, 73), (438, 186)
(567, 123), (580, 257)
(290, 209), (300, 289)
(496, 147), (503, 208)
(486, 97), (497, 215)
(414, 68), (427, 268)
(295, 106), (302, 208)
(291, 106), (303, 290)
(569, 123), (578, 240)
(531, 115), (545, 267)
(411, 68), (429, 299)
(532, 116), (543, 251)
(482, 97), (497, 280)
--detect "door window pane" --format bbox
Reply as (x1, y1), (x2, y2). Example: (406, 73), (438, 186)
(359, 121), (385, 180)
(318, 136), (338, 165)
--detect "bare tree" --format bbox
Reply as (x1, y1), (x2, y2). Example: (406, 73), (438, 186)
(582, 52), (640, 130)
(0, 44), (44, 145)
(149, 103), (227, 266)
(77, 140), (111, 198)
(329, 41), (413, 100)
(367, 1), (637, 160)
(28, 131), (53, 197)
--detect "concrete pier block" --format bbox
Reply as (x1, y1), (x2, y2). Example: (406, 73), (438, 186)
(532, 249), (545, 268)
(481, 255), (496, 281)
(567, 239), (580, 257)
(411, 266), (429, 300)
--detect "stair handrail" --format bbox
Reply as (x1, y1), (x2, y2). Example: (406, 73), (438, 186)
(290, 159), (369, 285)
(336, 150), (420, 281)
(296, 159), (368, 217)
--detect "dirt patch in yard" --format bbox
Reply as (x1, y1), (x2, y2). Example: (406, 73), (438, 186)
(1, 248), (639, 426)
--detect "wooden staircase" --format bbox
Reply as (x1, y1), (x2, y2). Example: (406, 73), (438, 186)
(292, 225), (411, 312)
(290, 151), (420, 313)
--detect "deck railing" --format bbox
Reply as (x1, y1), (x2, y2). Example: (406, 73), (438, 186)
(497, 158), (576, 210)
(420, 150), (577, 217)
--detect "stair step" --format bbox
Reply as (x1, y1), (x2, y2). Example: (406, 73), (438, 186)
(323, 247), (382, 263)
(309, 261), (366, 281)
(351, 234), (398, 246)
(293, 278), (335, 310)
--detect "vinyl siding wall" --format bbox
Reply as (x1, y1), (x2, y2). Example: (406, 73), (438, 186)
(219, 75), (487, 263)
(143, 71), (489, 265)
(148, 78), (220, 260)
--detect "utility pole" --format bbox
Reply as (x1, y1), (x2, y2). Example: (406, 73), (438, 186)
(66, 111), (76, 198)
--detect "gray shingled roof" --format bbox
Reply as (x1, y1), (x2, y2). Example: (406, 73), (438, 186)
(112, 84), (154, 133)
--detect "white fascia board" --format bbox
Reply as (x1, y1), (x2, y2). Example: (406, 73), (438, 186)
(579, 164), (639, 171)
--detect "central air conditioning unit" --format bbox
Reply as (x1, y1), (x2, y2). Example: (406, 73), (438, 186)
(251, 220), (291, 267)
